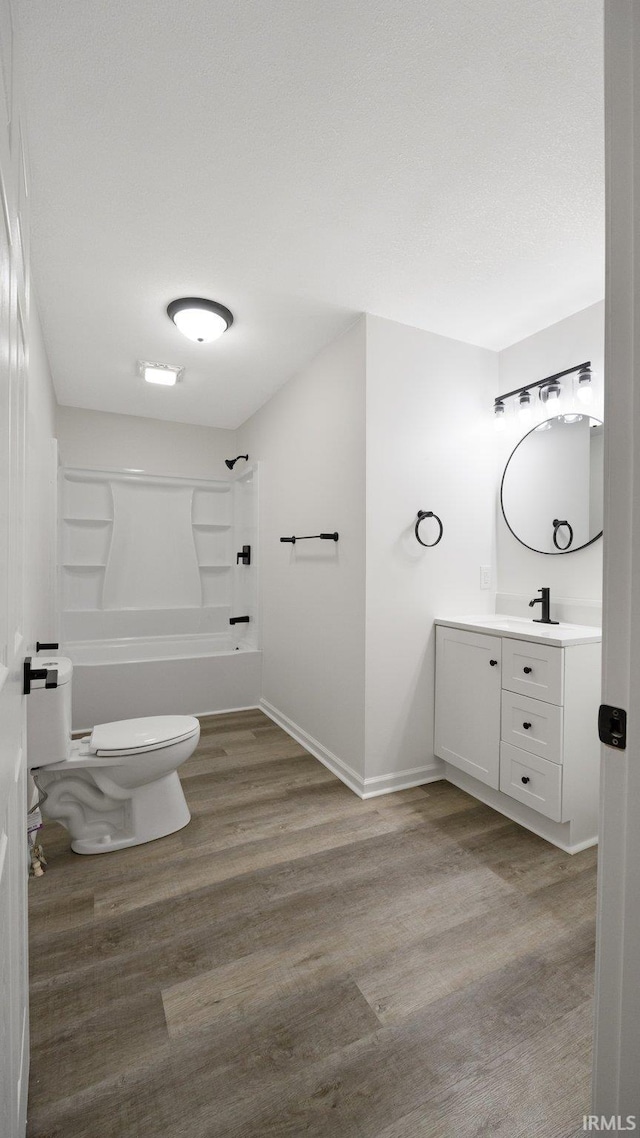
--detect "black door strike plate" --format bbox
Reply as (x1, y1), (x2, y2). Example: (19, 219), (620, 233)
(598, 704), (627, 750)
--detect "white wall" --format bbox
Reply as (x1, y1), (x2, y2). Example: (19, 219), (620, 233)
(56, 405), (237, 481)
(26, 303), (58, 648)
(237, 319), (367, 781)
(495, 302), (604, 622)
(364, 315), (499, 787)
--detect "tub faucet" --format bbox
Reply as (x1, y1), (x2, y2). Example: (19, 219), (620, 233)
(529, 587), (559, 626)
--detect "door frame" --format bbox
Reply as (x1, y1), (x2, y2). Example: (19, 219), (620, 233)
(593, 0), (640, 1114)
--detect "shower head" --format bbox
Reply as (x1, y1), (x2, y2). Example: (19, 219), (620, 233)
(225, 454), (249, 471)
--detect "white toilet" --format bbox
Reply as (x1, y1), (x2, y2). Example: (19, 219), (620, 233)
(27, 656), (199, 855)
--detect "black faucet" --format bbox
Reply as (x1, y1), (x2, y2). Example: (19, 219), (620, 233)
(528, 587), (559, 625)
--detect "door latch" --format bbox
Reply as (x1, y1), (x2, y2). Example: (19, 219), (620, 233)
(598, 704), (627, 750)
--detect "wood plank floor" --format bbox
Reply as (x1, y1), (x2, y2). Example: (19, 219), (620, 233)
(27, 710), (597, 1138)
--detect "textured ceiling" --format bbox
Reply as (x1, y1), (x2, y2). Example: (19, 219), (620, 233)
(15, 0), (604, 429)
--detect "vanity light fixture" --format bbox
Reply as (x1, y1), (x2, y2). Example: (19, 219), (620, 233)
(493, 361), (591, 419)
(137, 360), (184, 386)
(167, 297), (234, 343)
(494, 399), (506, 430)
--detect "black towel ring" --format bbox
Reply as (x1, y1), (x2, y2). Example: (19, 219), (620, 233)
(415, 510), (443, 548)
(552, 518), (574, 551)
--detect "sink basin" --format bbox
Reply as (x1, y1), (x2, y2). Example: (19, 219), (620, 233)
(434, 614), (602, 646)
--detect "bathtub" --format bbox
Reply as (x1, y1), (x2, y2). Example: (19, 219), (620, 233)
(65, 634), (262, 732)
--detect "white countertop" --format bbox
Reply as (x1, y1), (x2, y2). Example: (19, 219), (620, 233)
(434, 614), (602, 647)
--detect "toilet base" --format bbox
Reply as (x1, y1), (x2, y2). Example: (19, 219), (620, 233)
(64, 771), (191, 855)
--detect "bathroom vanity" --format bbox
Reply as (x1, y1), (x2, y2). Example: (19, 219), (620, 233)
(434, 615), (602, 853)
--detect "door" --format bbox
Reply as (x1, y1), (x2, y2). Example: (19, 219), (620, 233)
(434, 626), (501, 788)
(0, 6), (30, 1133)
(593, 0), (640, 1115)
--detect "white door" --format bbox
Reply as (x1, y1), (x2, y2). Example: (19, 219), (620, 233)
(434, 626), (501, 788)
(0, 4), (30, 1132)
(593, 0), (640, 1116)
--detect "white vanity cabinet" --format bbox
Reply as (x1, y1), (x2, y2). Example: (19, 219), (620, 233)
(434, 627), (502, 789)
(434, 618), (602, 852)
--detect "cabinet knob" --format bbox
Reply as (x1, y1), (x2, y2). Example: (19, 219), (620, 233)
(521, 776), (531, 784)
(523, 666), (532, 674)
(489, 659), (498, 667)
(522, 722), (532, 730)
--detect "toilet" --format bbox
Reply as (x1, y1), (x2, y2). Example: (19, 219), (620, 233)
(27, 656), (199, 854)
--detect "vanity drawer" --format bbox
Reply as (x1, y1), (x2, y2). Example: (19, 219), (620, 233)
(501, 690), (563, 764)
(501, 639), (563, 705)
(500, 742), (563, 822)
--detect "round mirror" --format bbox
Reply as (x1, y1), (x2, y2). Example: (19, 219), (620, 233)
(501, 414), (604, 555)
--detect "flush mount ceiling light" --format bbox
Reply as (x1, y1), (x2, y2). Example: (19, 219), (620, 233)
(137, 360), (184, 386)
(167, 297), (234, 343)
(492, 361), (591, 419)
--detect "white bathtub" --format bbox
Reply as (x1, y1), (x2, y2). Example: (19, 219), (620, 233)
(65, 634), (262, 732)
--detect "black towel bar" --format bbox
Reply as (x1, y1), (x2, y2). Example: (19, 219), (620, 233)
(280, 532), (339, 544)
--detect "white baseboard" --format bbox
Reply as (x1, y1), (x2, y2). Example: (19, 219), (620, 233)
(259, 699), (365, 795)
(361, 765), (444, 798)
(259, 699), (442, 799)
(195, 703), (260, 720)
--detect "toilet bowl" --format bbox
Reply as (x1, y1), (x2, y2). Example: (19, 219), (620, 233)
(27, 657), (199, 854)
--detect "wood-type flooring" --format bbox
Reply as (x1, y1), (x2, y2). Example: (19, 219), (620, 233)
(26, 709), (597, 1138)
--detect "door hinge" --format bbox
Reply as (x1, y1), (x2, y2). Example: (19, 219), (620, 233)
(598, 704), (627, 750)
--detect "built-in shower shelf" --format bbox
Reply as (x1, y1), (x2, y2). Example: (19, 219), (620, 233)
(198, 563), (232, 569)
(63, 562), (107, 569)
(63, 516), (113, 524)
(192, 522), (231, 529)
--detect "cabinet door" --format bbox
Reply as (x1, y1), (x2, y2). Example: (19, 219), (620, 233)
(435, 626), (501, 788)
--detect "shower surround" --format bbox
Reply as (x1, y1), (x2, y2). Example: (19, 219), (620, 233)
(59, 463), (260, 729)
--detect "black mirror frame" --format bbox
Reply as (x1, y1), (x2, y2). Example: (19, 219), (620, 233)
(500, 414), (604, 556)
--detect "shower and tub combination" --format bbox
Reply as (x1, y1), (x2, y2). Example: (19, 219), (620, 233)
(58, 461), (261, 731)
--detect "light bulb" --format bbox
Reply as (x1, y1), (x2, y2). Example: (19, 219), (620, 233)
(576, 368), (593, 404)
(494, 400), (506, 431)
(518, 390), (533, 422)
(542, 382), (561, 403)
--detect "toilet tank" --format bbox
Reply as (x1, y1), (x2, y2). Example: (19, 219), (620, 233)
(27, 656), (73, 768)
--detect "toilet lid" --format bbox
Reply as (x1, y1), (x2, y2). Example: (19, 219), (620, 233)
(89, 715), (200, 757)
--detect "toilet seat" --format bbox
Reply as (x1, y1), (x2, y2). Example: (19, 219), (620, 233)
(90, 715), (200, 757)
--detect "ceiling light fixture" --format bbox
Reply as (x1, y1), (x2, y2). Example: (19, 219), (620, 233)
(493, 361), (590, 419)
(137, 360), (184, 386)
(167, 297), (234, 343)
